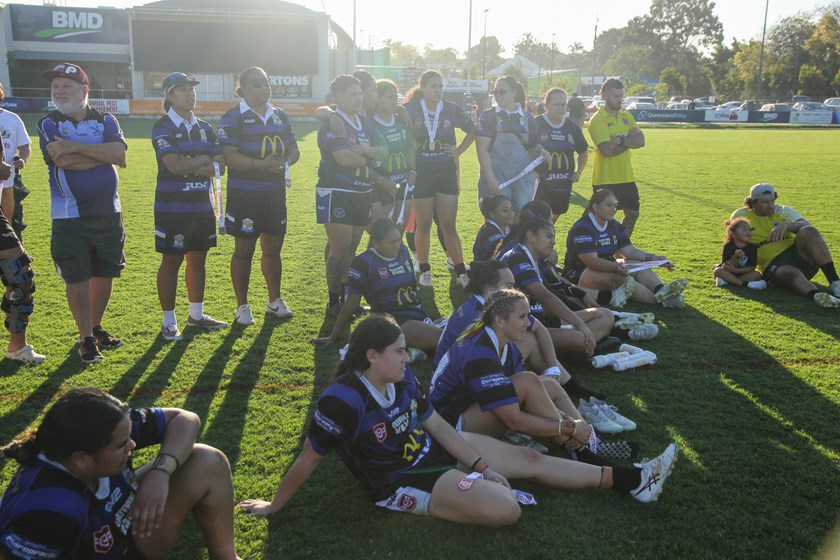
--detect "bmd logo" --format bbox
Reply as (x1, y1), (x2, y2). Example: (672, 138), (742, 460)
(35, 10), (104, 39)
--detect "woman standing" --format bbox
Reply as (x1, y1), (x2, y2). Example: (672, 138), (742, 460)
(372, 79), (415, 227)
(218, 66), (299, 326)
(153, 72), (227, 340)
(476, 76), (545, 212)
(534, 88), (589, 222)
(404, 70), (475, 288)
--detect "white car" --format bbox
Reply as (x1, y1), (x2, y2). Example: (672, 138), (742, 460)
(626, 102), (658, 111)
(824, 97), (840, 109)
(715, 101), (743, 112)
(665, 102), (689, 110)
(792, 102), (831, 111)
(759, 103), (792, 112)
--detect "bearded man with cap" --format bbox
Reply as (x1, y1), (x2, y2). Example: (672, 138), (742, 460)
(731, 183), (840, 308)
(36, 63), (128, 363)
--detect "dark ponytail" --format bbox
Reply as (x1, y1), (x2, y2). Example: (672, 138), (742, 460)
(582, 188), (616, 219)
(466, 260), (510, 295)
(335, 315), (404, 378)
(405, 70), (442, 103)
(503, 201), (553, 246)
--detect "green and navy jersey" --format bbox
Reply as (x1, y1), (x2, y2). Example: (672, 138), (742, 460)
(534, 114), (588, 182)
(564, 213), (632, 271)
(372, 114), (414, 183)
(316, 112), (378, 192)
(348, 245), (426, 323)
(473, 220), (508, 261)
(404, 99), (474, 164)
(152, 109), (220, 214)
(429, 326), (524, 426)
(308, 367), (439, 502)
(217, 101), (297, 192)
(0, 408), (167, 560)
(37, 107), (127, 219)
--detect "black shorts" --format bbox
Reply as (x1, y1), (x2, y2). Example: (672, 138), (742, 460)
(534, 311), (566, 329)
(562, 263), (586, 285)
(535, 179), (573, 215)
(51, 214), (125, 283)
(593, 182), (640, 212)
(0, 208), (21, 252)
(763, 244), (819, 283)
(414, 160), (458, 199)
(225, 188), (287, 238)
(316, 188), (372, 227)
(155, 213), (217, 254)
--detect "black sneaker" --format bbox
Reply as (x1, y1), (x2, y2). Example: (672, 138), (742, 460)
(596, 439), (640, 460)
(326, 301), (343, 318)
(593, 336), (621, 355)
(79, 336), (103, 364)
(93, 326), (123, 350)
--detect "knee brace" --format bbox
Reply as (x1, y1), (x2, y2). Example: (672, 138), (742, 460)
(1, 254), (35, 333)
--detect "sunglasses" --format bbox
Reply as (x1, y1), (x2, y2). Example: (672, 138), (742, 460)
(491, 88), (511, 96)
(248, 78), (270, 88)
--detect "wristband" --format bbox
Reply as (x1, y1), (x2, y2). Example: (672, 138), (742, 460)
(150, 453), (180, 476)
(542, 366), (562, 377)
(469, 457), (482, 471)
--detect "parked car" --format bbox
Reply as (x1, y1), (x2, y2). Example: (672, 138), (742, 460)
(626, 102), (658, 111)
(759, 103), (792, 112)
(665, 102), (689, 110)
(791, 95), (811, 104)
(739, 100), (760, 111)
(715, 101), (743, 111)
(824, 97), (840, 109)
(623, 96), (656, 108)
(792, 102), (831, 111)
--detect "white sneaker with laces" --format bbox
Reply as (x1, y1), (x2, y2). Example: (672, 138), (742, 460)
(631, 443), (678, 503)
(161, 323), (183, 341)
(628, 323), (659, 341)
(266, 298), (294, 318)
(456, 273), (470, 289)
(715, 277), (727, 287)
(418, 271), (433, 287)
(187, 314), (228, 329)
(655, 278), (688, 303)
(610, 277), (637, 308)
(814, 292), (840, 308)
(413, 255), (420, 274)
(829, 280), (840, 298)
(746, 280), (767, 290)
(5, 344), (46, 365)
(578, 400), (623, 434)
(235, 304), (255, 325)
(591, 398), (637, 431)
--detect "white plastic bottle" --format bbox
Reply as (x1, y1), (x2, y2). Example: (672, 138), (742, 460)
(612, 351), (658, 371)
(591, 351), (630, 368)
(619, 344), (645, 355)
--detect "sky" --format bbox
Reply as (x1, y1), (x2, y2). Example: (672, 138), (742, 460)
(12, 0), (830, 55)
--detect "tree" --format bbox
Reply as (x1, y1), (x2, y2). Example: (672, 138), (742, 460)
(659, 67), (685, 96)
(423, 45), (460, 69)
(798, 64), (827, 96)
(641, 0), (723, 55)
(805, 9), (840, 96)
(382, 39), (421, 67)
(468, 36), (505, 78)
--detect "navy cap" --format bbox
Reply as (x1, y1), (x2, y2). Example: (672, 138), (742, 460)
(162, 72), (200, 95)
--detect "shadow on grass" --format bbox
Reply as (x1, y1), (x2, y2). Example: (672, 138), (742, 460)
(109, 336), (169, 402)
(180, 325), (243, 423)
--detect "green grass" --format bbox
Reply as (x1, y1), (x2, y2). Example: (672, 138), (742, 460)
(2, 120), (839, 559)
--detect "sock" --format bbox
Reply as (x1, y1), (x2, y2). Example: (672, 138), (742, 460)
(329, 292), (340, 306)
(419, 263), (431, 273)
(807, 289), (818, 301)
(405, 230), (416, 252)
(189, 302), (203, 320)
(596, 290), (611, 305)
(818, 261), (838, 283)
(454, 263), (467, 276)
(653, 284), (665, 294)
(746, 281), (763, 289)
(612, 465), (643, 493)
(162, 309), (177, 325)
(570, 447), (615, 467)
(562, 377), (607, 401)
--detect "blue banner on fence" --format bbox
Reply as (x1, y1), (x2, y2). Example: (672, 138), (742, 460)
(0, 98), (53, 113)
(628, 109), (705, 123)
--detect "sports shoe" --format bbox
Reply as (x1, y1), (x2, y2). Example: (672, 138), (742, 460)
(418, 271), (433, 287)
(78, 336), (103, 364)
(814, 292), (840, 308)
(504, 430), (549, 454)
(446, 256), (455, 270)
(596, 439), (640, 460)
(578, 400), (623, 434)
(715, 277), (727, 287)
(187, 314), (228, 329)
(614, 312), (656, 329)
(746, 280), (767, 290)
(413, 255), (420, 274)
(456, 273), (470, 289)
(628, 323), (660, 341)
(654, 278), (688, 303)
(593, 336), (621, 355)
(661, 294), (685, 308)
(161, 323), (183, 341)
(590, 398), (637, 431)
(610, 277), (636, 308)
(93, 326), (122, 350)
(5, 344), (45, 365)
(266, 298), (293, 319)
(235, 304), (255, 325)
(326, 301), (343, 318)
(631, 443), (678, 503)
(828, 280), (840, 298)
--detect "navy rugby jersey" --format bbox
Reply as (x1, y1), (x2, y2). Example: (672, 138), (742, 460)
(152, 109), (221, 214)
(404, 99), (474, 164)
(473, 220), (508, 261)
(564, 214), (631, 272)
(499, 244), (556, 314)
(316, 112), (378, 192)
(308, 367), (439, 501)
(429, 326), (524, 426)
(348, 245), (425, 322)
(474, 107), (540, 148)
(534, 115), (588, 182)
(37, 107), (127, 219)
(217, 101), (297, 191)
(0, 408), (167, 560)
(373, 114), (414, 183)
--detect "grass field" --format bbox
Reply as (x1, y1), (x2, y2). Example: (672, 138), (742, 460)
(1, 118), (839, 559)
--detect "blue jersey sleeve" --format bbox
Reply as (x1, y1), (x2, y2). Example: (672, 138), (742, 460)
(347, 254), (368, 297)
(474, 110), (497, 139)
(464, 353), (519, 412)
(506, 250), (542, 289)
(572, 122), (589, 153)
(568, 221), (598, 255)
(276, 110), (298, 150)
(36, 117), (59, 166)
(152, 122), (179, 159)
(217, 111), (241, 148)
(323, 130), (351, 155)
(308, 393), (359, 456)
(129, 407), (167, 450)
(103, 114), (128, 148)
(1, 510), (80, 559)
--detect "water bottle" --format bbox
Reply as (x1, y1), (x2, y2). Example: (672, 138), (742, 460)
(619, 344), (645, 355)
(590, 351), (630, 368)
(612, 351), (658, 371)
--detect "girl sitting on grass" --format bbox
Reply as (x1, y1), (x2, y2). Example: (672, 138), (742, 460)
(713, 217), (766, 289)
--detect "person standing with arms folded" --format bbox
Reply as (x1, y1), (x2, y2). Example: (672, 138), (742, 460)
(153, 72), (228, 341)
(588, 79), (645, 236)
(37, 63), (127, 364)
(218, 66), (299, 326)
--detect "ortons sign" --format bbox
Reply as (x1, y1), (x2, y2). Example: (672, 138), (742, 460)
(268, 76), (311, 99)
(10, 4), (129, 44)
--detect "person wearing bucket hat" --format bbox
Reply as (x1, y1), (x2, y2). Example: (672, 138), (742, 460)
(152, 72), (228, 342)
(36, 62), (128, 363)
(731, 183), (840, 308)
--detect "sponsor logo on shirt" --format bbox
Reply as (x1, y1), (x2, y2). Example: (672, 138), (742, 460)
(480, 372), (509, 388)
(391, 411), (410, 434)
(378, 267), (389, 279)
(313, 410), (343, 436)
(372, 422), (388, 443)
(396, 494), (417, 511)
(93, 525), (114, 554)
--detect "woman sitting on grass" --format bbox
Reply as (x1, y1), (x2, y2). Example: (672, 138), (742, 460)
(237, 315), (678, 525)
(310, 219), (441, 355)
(473, 195), (516, 261)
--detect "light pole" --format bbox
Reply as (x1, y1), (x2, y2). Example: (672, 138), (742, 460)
(482, 9), (489, 81)
(466, 0), (472, 95)
(591, 18), (598, 97)
(756, 0), (769, 100)
(550, 33), (556, 85)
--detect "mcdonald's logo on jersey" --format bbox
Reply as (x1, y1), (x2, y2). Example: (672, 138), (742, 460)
(422, 139), (444, 152)
(387, 152), (408, 173)
(547, 151), (572, 172)
(261, 135), (286, 158)
(354, 166), (371, 180)
(396, 286), (417, 306)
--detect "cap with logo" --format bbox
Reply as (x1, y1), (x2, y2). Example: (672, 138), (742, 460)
(43, 63), (89, 86)
(749, 183), (777, 201)
(162, 72), (200, 96)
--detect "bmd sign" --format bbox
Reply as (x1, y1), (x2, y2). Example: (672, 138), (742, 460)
(10, 4), (130, 44)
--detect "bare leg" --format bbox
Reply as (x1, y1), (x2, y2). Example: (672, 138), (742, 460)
(259, 234), (285, 302)
(622, 209), (639, 238)
(157, 254), (185, 311)
(794, 226), (835, 266)
(231, 237), (257, 307)
(89, 276), (113, 328)
(399, 320), (442, 354)
(427, 469), (521, 526)
(184, 251), (207, 304)
(773, 266), (817, 297)
(66, 280), (92, 338)
(435, 193), (463, 265)
(413, 197), (435, 265)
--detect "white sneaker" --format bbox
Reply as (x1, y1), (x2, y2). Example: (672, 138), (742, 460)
(829, 280), (840, 298)
(413, 255), (420, 274)
(715, 277), (727, 287)
(161, 323), (183, 341)
(814, 292), (840, 308)
(590, 398), (637, 431)
(5, 344), (45, 365)
(266, 297), (294, 318)
(456, 273), (470, 289)
(578, 400), (623, 434)
(446, 257), (455, 270)
(628, 323), (659, 341)
(746, 280), (767, 290)
(610, 277), (637, 308)
(418, 271), (433, 287)
(235, 304), (255, 325)
(614, 312), (656, 329)
(654, 278), (688, 303)
(631, 443), (678, 503)
(661, 294), (685, 308)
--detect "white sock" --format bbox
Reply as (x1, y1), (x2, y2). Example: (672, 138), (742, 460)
(746, 281), (764, 289)
(189, 302), (204, 320)
(162, 309), (177, 325)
